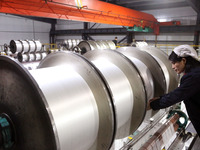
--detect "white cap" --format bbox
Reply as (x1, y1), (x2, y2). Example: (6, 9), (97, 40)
(173, 45), (199, 60)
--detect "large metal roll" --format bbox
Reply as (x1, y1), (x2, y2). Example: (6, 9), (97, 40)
(117, 47), (166, 98)
(84, 49), (146, 139)
(37, 52), (115, 150)
(65, 39), (73, 50)
(100, 41), (111, 49)
(78, 41), (101, 54)
(106, 40), (116, 50)
(0, 56), (57, 150)
(0, 52), (115, 150)
(71, 39), (77, 48)
(95, 41), (108, 49)
(139, 46), (178, 93)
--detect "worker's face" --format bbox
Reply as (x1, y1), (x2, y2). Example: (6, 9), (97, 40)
(171, 58), (186, 74)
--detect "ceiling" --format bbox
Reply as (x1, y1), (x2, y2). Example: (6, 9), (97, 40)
(100, 0), (200, 13)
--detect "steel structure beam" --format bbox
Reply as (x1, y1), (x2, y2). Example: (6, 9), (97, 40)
(51, 28), (128, 35)
(123, 2), (188, 11)
(82, 22), (89, 40)
(101, 0), (189, 11)
(160, 25), (200, 32)
(13, 15), (57, 24)
(50, 25), (200, 36)
(127, 32), (135, 44)
(50, 22), (56, 44)
(118, 36), (127, 43)
(186, 0), (200, 13)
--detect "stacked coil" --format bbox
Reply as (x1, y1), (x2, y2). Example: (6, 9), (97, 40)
(9, 40), (47, 63)
(10, 40), (42, 54)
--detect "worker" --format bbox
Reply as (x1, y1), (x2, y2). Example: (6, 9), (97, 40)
(147, 45), (200, 137)
(112, 37), (118, 46)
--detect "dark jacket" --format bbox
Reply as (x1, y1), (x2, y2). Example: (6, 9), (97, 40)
(150, 67), (200, 136)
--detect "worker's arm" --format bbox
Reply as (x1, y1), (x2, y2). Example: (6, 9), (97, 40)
(150, 72), (200, 110)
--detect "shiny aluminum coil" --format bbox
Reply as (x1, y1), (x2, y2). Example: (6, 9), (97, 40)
(17, 52), (46, 63)
(29, 53), (36, 62)
(35, 53), (42, 61)
(117, 47), (166, 97)
(78, 40), (116, 55)
(95, 41), (108, 49)
(72, 46), (82, 54)
(139, 46), (178, 93)
(71, 39), (77, 48)
(37, 52), (115, 150)
(107, 40), (116, 50)
(34, 40), (42, 52)
(41, 52), (47, 60)
(0, 56), (57, 149)
(17, 52), (29, 62)
(10, 40), (42, 54)
(0, 52), (115, 150)
(84, 49), (146, 139)
(100, 41), (110, 49)
(78, 41), (100, 54)
(27, 40), (36, 53)
(63, 39), (82, 50)
(10, 40), (23, 53)
(64, 39), (73, 50)
(19, 40), (29, 53)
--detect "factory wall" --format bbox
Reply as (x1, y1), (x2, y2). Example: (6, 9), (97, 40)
(143, 6), (197, 25)
(0, 13), (51, 46)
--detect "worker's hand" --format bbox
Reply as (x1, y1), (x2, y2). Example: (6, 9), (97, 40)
(147, 97), (160, 110)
